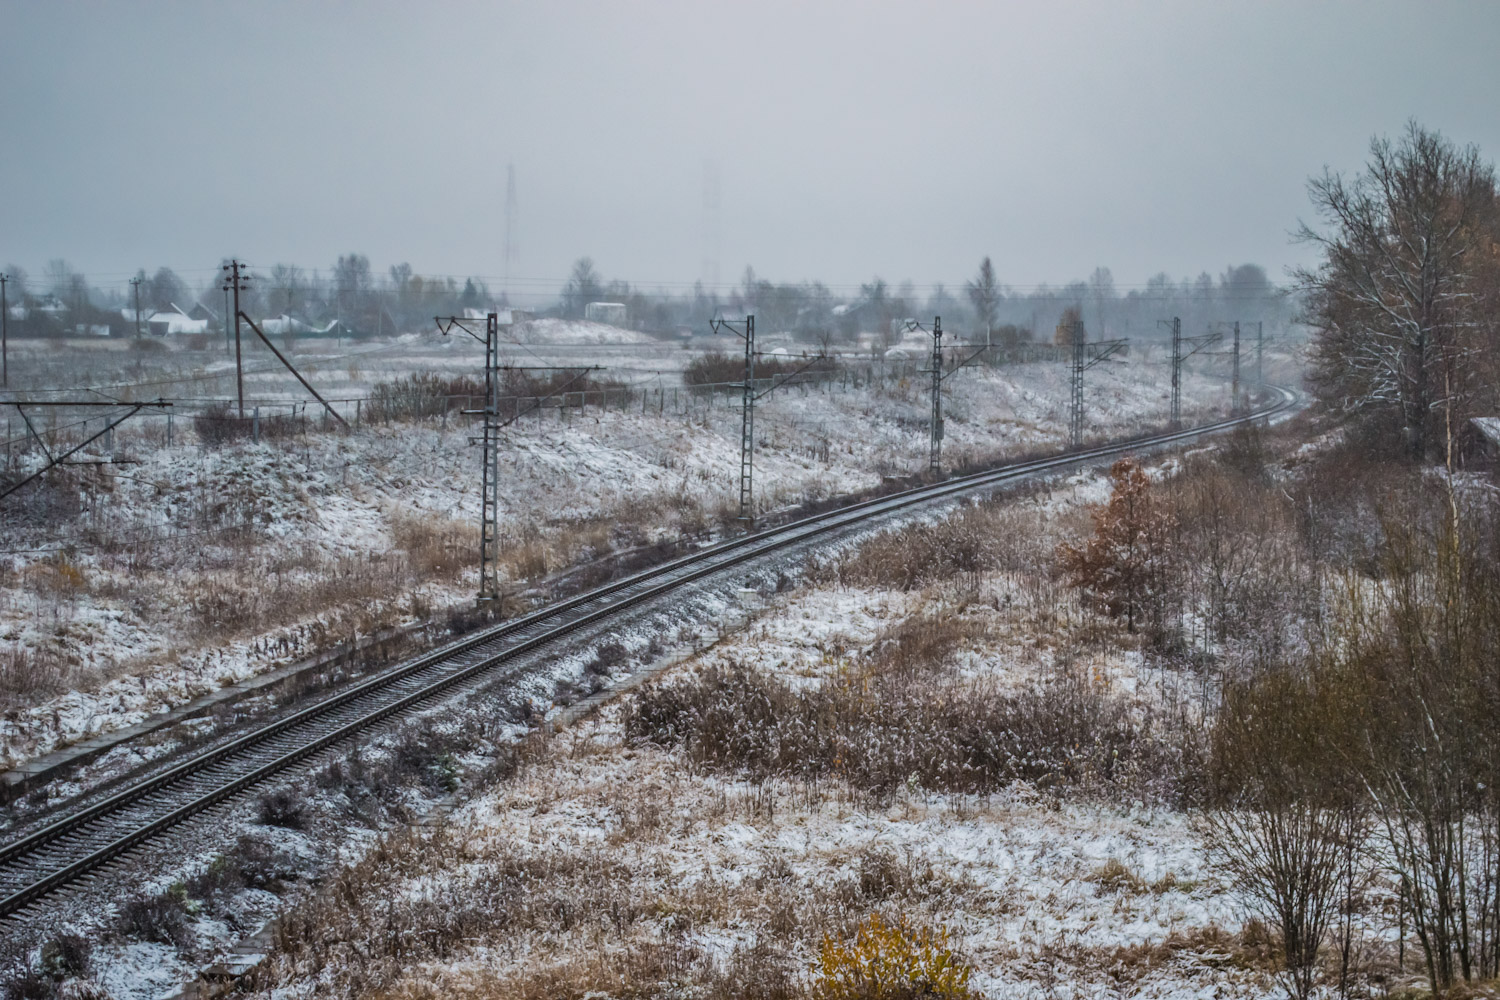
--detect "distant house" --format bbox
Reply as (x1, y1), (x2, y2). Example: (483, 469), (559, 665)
(187, 301), (220, 325)
(147, 305), (209, 336)
(584, 301), (628, 325)
(461, 308), (533, 325)
(258, 314), (341, 337)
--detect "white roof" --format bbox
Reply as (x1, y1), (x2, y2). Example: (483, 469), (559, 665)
(148, 310), (209, 335)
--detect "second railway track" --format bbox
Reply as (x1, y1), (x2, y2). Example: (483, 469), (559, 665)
(0, 387), (1298, 922)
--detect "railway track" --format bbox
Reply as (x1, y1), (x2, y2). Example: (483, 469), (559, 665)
(0, 386), (1297, 922)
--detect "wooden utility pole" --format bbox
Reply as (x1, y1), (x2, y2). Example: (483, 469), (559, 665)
(222, 260), (249, 417)
(130, 276), (143, 338)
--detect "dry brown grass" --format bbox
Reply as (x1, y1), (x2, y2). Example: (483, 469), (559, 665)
(622, 606), (1193, 804)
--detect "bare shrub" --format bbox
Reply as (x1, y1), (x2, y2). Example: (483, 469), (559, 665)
(192, 402), (250, 448)
(623, 636), (1176, 802)
(114, 892), (191, 947)
(390, 512), (474, 577)
(38, 934), (90, 981)
(0, 645), (76, 709)
(1206, 668), (1370, 1000)
(583, 640), (629, 677)
(684, 350), (837, 393)
(363, 372), (485, 422)
(256, 787), (308, 829)
(853, 847), (920, 902)
(816, 515), (989, 592)
(253, 831), (650, 997)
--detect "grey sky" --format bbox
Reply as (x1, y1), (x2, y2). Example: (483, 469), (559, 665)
(3, 1), (1498, 302)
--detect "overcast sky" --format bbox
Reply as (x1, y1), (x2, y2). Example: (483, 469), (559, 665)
(3, 1), (1498, 302)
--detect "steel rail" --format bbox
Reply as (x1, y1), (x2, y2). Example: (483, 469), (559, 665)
(0, 386), (1297, 919)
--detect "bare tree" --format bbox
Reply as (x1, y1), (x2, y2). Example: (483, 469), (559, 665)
(1296, 121), (1497, 457)
(1205, 670), (1369, 1000)
(966, 257), (1000, 343)
(147, 266), (186, 313)
(561, 257), (603, 318)
(269, 264), (305, 316)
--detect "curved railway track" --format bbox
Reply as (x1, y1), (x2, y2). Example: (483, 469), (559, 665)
(0, 386), (1298, 922)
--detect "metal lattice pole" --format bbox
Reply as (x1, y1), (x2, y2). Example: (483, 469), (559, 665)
(929, 316), (943, 475)
(738, 315), (755, 522)
(1170, 317), (1182, 429)
(1069, 319), (1085, 448)
(1232, 320), (1241, 413)
(479, 312), (501, 602)
(1256, 321), (1264, 391)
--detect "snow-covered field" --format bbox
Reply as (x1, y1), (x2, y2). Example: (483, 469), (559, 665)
(0, 334), (1241, 770)
(234, 467), (1303, 1000)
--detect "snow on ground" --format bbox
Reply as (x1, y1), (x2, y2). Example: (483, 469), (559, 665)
(0, 349), (1233, 769)
(239, 515), (1286, 998)
(444, 732), (1271, 999)
(515, 318), (658, 345)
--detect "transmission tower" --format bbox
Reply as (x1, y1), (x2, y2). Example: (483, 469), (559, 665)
(1063, 318), (1127, 448)
(1160, 317), (1220, 428)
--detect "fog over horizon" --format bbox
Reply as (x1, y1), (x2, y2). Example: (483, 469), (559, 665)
(3, 0), (1499, 303)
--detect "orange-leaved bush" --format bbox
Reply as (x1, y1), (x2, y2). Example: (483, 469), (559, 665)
(1058, 457), (1176, 634)
(811, 912), (974, 1000)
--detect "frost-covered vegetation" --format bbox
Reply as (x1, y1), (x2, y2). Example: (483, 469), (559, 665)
(80, 395), (1481, 1000)
(0, 340), (1239, 769)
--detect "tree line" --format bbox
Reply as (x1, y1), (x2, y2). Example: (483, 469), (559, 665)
(3, 249), (1295, 346)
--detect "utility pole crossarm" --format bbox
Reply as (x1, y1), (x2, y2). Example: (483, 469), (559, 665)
(1078, 339), (1128, 372)
(435, 316), (486, 344)
(938, 345), (991, 382)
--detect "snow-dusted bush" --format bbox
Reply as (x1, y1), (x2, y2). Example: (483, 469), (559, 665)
(622, 646), (1181, 802)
